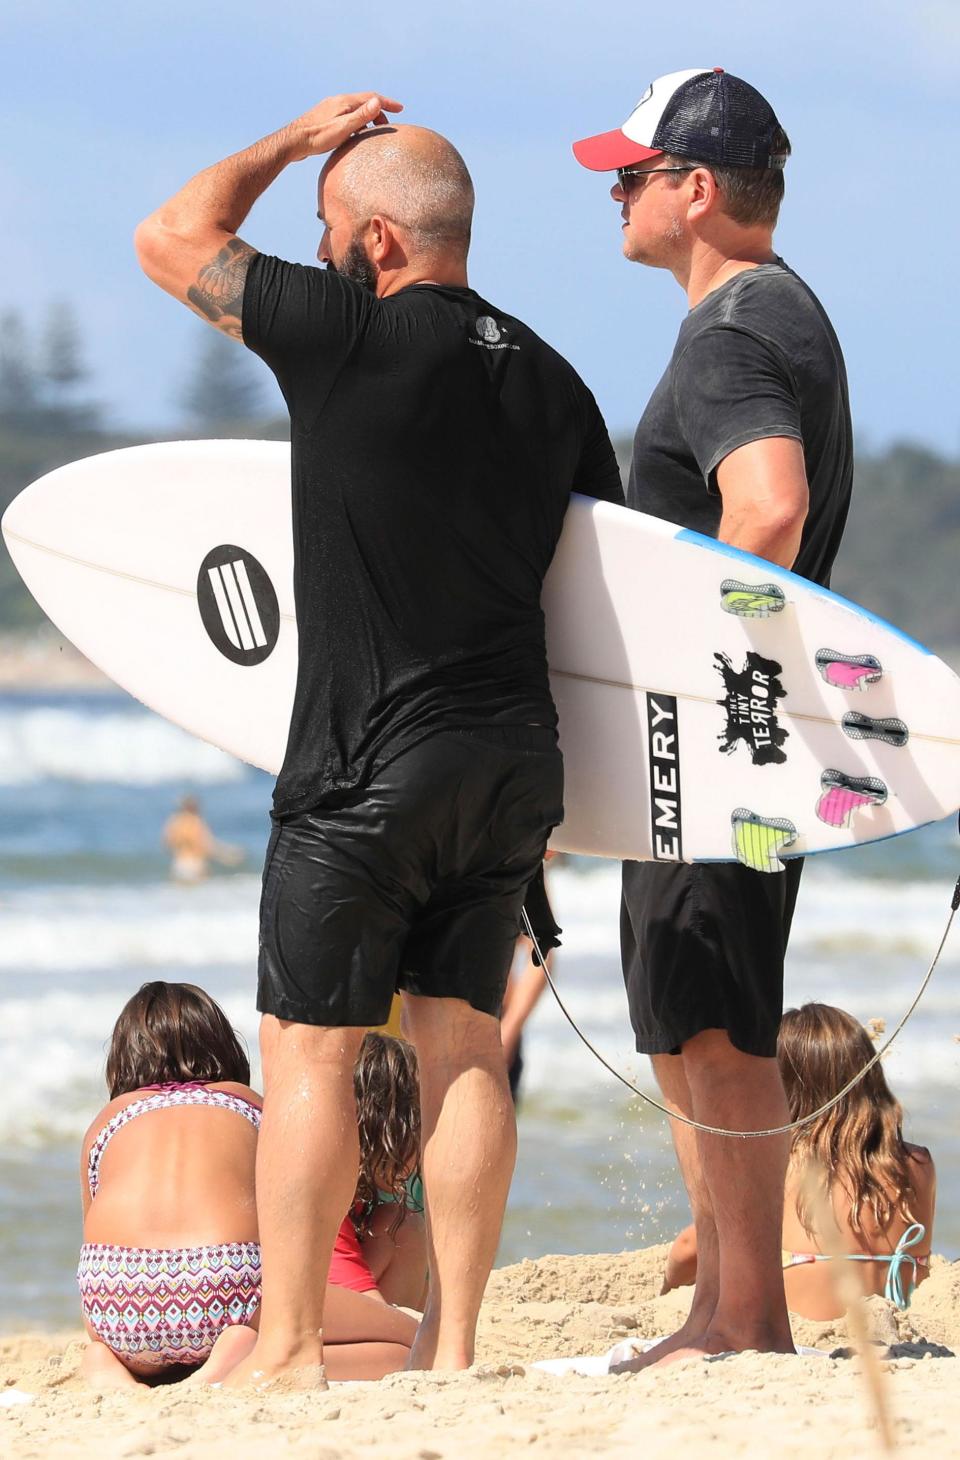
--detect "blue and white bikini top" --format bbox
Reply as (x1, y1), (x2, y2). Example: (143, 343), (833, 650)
(784, 1222), (928, 1310)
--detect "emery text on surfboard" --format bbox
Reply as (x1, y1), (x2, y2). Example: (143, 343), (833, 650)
(646, 693), (682, 862)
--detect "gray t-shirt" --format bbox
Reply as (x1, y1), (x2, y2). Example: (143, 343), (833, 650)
(627, 259), (853, 588)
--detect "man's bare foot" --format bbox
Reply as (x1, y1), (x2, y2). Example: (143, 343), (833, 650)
(223, 1359), (327, 1391)
(619, 1324), (796, 1374)
(609, 1322), (706, 1375)
(222, 1343), (327, 1391)
(406, 1323), (471, 1372)
(609, 1284), (719, 1376)
(406, 1351), (472, 1372)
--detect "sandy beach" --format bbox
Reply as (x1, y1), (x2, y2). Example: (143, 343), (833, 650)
(2, 659), (958, 1458)
(3, 1245), (957, 1459)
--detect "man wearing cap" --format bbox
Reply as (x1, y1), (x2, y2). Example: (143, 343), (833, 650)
(573, 69), (853, 1366)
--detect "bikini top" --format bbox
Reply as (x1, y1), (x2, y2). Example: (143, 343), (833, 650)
(783, 1222), (928, 1310)
(87, 1082), (262, 1199)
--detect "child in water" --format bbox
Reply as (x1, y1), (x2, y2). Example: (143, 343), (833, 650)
(79, 982), (423, 1387)
(662, 1003), (936, 1320)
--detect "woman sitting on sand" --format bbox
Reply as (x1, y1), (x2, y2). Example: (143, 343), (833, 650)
(79, 982), (421, 1387)
(662, 1003), (936, 1320)
(332, 1031), (427, 1311)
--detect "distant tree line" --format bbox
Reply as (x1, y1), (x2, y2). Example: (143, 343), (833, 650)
(0, 308), (285, 629)
(179, 332), (268, 428)
(0, 309), (957, 655)
(0, 305), (101, 433)
(0, 308), (272, 436)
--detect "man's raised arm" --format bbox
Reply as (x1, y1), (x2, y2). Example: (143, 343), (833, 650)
(133, 92), (401, 340)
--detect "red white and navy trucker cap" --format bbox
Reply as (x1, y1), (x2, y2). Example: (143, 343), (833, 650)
(573, 68), (788, 172)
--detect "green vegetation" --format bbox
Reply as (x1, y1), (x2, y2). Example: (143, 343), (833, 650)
(0, 310), (286, 631)
(0, 415), (291, 631)
(828, 445), (960, 657)
(0, 311), (956, 655)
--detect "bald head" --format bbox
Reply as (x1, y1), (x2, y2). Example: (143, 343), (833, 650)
(321, 124), (474, 261)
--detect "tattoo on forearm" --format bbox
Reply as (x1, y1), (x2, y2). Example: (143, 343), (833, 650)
(187, 237), (256, 339)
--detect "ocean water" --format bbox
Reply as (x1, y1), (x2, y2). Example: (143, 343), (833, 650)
(1, 689), (957, 1331)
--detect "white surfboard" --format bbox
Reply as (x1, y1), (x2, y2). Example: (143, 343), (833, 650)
(4, 440), (959, 870)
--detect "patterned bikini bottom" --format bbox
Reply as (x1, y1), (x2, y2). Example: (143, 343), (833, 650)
(78, 1241), (262, 1369)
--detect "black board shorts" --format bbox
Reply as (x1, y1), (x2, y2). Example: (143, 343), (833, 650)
(257, 727), (563, 1027)
(620, 858), (804, 1059)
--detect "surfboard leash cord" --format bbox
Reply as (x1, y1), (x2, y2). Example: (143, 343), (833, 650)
(521, 866), (959, 1140)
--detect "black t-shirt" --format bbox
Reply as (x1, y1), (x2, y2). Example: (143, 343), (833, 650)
(242, 256), (623, 817)
(628, 259), (853, 587)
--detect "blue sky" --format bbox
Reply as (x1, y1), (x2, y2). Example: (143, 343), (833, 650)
(2, 0), (958, 449)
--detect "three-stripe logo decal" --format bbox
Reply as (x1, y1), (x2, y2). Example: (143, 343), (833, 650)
(208, 557), (268, 651)
(197, 545), (279, 666)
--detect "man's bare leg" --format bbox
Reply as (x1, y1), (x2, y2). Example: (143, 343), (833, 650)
(651, 1030), (794, 1366)
(225, 1016), (366, 1388)
(403, 994), (517, 1370)
(611, 1052), (719, 1372)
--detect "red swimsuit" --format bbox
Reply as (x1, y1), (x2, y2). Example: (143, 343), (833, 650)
(329, 1209), (378, 1293)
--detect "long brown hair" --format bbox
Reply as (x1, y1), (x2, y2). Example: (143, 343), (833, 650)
(106, 981), (250, 1098)
(778, 1003), (920, 1235)
(353, 1033), (421, 1235)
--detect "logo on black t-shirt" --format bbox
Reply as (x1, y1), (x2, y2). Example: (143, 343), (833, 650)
(476, 315), (501, 344)
(197, 545), (280, 666)
(714, 651), (788, 765)
(470, 315), (520, 353)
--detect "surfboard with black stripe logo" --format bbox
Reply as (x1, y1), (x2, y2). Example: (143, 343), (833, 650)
(4, 440), (959, 870)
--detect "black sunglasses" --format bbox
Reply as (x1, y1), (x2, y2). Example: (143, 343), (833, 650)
(616, 165), (696, 192)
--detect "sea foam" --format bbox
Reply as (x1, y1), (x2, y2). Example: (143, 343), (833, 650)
(0, 705), (245, 786)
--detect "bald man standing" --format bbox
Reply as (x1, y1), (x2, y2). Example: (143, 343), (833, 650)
(136, 93), (623, 1386)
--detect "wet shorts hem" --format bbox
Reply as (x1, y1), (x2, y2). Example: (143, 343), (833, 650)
(620, 859), (803, 1065)
(255, 989), (394, 1029)
(633, 1021), (780, 1060)
(397, 967), (503, 1020)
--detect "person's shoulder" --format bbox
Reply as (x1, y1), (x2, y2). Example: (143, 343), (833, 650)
(251, 253), (335, 286)
(466, 292), (572, 366)
(727, 259), (813, 301)
(517, 319), (598, 404)
(81, 1103), (110, 1152)
(719, 261), (833, 332)
(246, 254), (374, 316)
(80, 1092), (141, 1151)
(206, 1081), (263, 1108)
(905, 1141), (936, 1174)
(675, 263), (830, 376)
